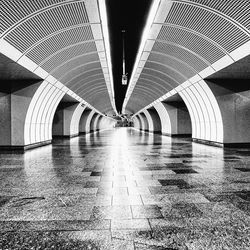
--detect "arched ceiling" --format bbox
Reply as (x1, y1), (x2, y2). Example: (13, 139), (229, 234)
(0, 0), (116, 115)
(123, 0), (250, 115)
(1, 0), (250, 117)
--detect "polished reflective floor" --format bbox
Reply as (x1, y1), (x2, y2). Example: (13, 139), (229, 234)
(0, 128), (249, 249)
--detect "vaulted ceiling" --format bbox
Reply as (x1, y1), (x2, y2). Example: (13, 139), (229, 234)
(1, 0), (250, 116)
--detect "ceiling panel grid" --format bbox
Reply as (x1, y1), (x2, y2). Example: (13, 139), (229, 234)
(187, 0), (250, 30)
(123, 0), (250, 115)
(157, 25), (226, 63)
(26, 25), (94, 64)
(0, 0), (116, 115)
(164, 2), (250, 52)
(1, 0), (66, 35)
(148, 53), (196, 78)
(61, 67), (103, 86)
(40, 42), (97, 73)
(4, 2), (89, 52)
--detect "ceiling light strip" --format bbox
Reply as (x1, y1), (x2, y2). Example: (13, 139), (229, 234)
(122, 0), (161, 113)
(98, 0), (118, 115)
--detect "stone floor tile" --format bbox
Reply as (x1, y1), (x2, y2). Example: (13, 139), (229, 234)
(112, 195), (143, 205)
(131, 205), (163, 219)
(1, 128), (250, 249)
(111, 239), (135, 250)
(90, 205), (132, 220)
(111, 219), (150, 230)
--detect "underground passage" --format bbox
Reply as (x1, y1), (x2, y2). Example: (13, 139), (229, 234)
(0, 0), (250, 249)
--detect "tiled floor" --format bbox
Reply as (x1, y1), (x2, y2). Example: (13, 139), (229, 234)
(0, 128), (250, 249)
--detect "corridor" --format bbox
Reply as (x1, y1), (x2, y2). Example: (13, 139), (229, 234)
(0, 128), (249, 249)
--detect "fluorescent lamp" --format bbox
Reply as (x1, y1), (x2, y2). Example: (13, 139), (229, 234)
(122, 0), (160, 111)
(98, 0), (118, 114)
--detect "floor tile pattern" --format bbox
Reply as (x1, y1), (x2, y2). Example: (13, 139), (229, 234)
(0, 128), (249, 249)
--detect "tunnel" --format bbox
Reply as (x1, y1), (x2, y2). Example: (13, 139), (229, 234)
(0, 0), (250, 249)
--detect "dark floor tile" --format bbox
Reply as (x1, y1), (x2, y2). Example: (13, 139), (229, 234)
(235, 168), (250, 172)
(90, 171), (102, 176)
(0, 231), (111, 250)
(0, 220), (111, 232)
(158, 179), (190, 189)
(233, 202), (250, 215)
(135, 243), (180, 250)
(164, 163), (186, 169)
(161, 203), (203, 219)
(82, 168), (94, 172)
(0, 196), (13, 207)
(131, 205), (163, 219)
(236, 150), (250, 156)
(139, 167), (165, 171)
(149, 186), (179, 195)
(172, 169), (198, 174)
(203, 192), (244, 204)
(234, 191), (250, 202)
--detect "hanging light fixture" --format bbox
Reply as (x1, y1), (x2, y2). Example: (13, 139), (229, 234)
(121, 30), (128, 85)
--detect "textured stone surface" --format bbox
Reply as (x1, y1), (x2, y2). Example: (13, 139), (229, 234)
(0, 128), (250, 249)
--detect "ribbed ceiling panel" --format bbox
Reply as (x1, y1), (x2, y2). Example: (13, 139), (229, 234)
(4, 2), (89, 52)
(84, 92), (113, 114)
(127, 95), (153, 112)
(77, 81), (105, 93)
(40, 42), (97, 73)
(148, 53), (196, 79)
(55, 53), (100, 82)
(144, 61), (187, 83)
(60, 68), (103, 86)
(84, 91), (110, 105)
(152, 41), (208, 72)
(70, 77), (105, 91)
(139, 73), (173, 91)
(188, 0), (250, 30)
(63, 65), (102, 86)
(52, 56), (100, 80)
(0, 0), (65, 34)
(135, 81), (166, 97)
(26, 25), (93, 64)
(141, 68), (179, 87)
(157, 25), (226, 64)
(1, 0), (116, 115)
(165, 2), (250, 53)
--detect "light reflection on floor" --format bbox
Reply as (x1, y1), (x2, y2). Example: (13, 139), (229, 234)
(0, 128), (249, 249)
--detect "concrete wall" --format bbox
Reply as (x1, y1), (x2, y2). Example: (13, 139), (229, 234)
(52, 102), (80, 137)
(147, 108), (162, 133)
(139, 113), (149, 131)
(207, 80), (250, 145)
(70, 104), (86, 135)
(143, 110), (154, 132)
(137, 114), (144, 130)
(93, 115), (101, 131)
(79, 110), (91, 134)
(85, 110), (96, 134)
(90, 113), (99, 132)
(0, 81), (42, 147)
(152, 101), (191, 136)
(98, 117), (116, 130)
(154, 102), (172, 135)
(133, 116), (140, 129)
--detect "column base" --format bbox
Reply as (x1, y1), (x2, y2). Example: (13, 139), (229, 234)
(192, 138), (223, 147)
(53, 133), (79, 139)
(162, 133), (192, 138)
(0, 140), (52, 152)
